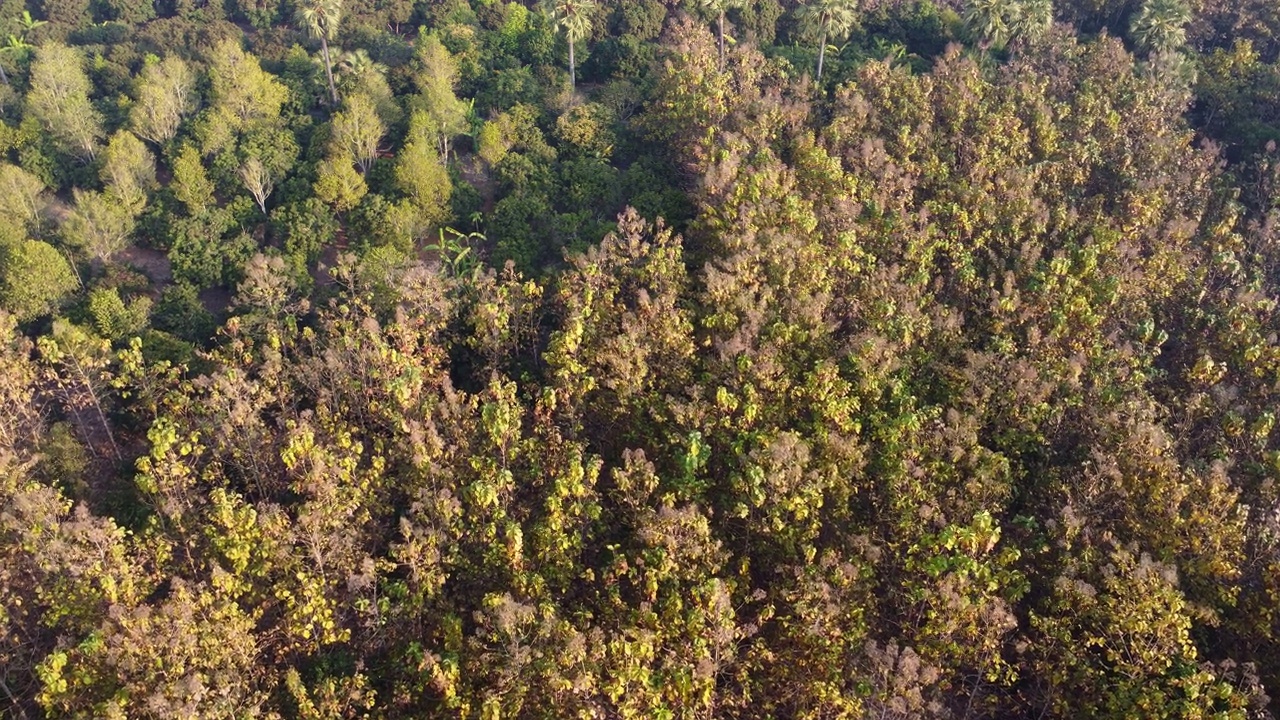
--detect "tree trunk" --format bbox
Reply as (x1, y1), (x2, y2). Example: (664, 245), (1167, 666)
(0, 61), (8, 87)
(66, 355), (121, 463)
(816, 28), (827, 81)
(569, 37), (576, 93)
(718, 11), (726, 71)
(321, 37), (339, 106)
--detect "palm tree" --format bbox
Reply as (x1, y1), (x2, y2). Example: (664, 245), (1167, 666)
(543, 0), (595, 93)
(1007, 0), (1052, 47)
(964, 0), (1016, 48)
(796, 0), (858, 82)
(1128, 0), (1190, 55)
(338, 48), (385, 79)
(700, 0), (745, 71)
(295, 0), (342, 105)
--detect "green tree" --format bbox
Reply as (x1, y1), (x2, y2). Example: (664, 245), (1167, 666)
(796, 0), (858, 81)
(170, 142), (215, 214)
(410, 34), (469, 162)
(329, 92), (384, 174)
(100, 130), (157, 212)
(1128, 0), (1191, 55)
(204, 39), (288, 147)
(394, 119), (452, 226)
(0, 239), (77, 322)
(965, 0), (1050, 49)
(295, 0), (342, 105)
(314, 155), (367, 212)
(1008, 0), (1053, 46)
(543, 0), (596, 92)
(130, 55), (197, 147)
(337, 49), (399, 125)
(25, 42), (103, 161)
(0, 164), (48, 236)
(37, 320), (121, 461)
(86, 287), (150, 341)
(965, 0), (1014, 47)
(62, 189), (135, 264)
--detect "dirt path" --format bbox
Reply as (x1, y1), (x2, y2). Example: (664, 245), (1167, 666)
(456, 153), (496, 214)
(119, 246), (173, 286)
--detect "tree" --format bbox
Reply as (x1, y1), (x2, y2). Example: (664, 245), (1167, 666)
(0, 164), (48, 235)
(37, 320), (121, 461)
(543, 0), (596, 92)
(965, 0), (1050, 49)
(100, 130), (157, 212)
(170, 143), (215, 213)
(336, 49), (398, 125)
(62, 189), (135, 264)
(410, 34), (469, 162)
(796, 0), (858, 81)
(1008, 0), (1053, 46)
(0, 240), (77, 322)
(130, 55), (197, 147)
(394, 120), (452, 225)
(0, 11), (45, 85)
(239, 156), (275, 214)
(1128, 0), (1191, 55)
(965, 0), (1013, 47)
(314, 156), (367, 213)
(699, 0), (744, 70)
(25, 43), (103, 161)
(329, 92), (384, 174)
(206, 39), (288, 133)
(294, 0), (342, 105)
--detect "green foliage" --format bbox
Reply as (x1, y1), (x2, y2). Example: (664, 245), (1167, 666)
(314, 154), (368, 212)
(100, 130), (157, 211)
(491, 190), (551, 271)
(25, 42), (103, 160)
(0, 163), (49, 236)
(152, 281), (215, 341)
(795, 0), (859, 80)
(554, 102), (615, 159)
(168, 209), (253, 288)
(169, 142), (215, 214)
(329, 91), (385, 174)
(0, 239), (77, 321)
(130, 54), (197, 147)
(62, 189), (137, 264)
(86, 286), (151, 341)
(347, 192), (415, 252)
(408, 35), (469, 161)
(1129, 0), (1190, 55)
(543, 0), (596, 89)
(393, 132), (451, 224)
(964, 0), (1052, 48)
(271, 197), (338, 261)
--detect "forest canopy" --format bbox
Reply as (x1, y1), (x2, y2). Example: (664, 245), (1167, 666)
(3, 0), (1280, 716)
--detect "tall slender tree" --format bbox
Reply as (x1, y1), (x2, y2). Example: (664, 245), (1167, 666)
(796, 0), (857, 82)
(700, 0), (745, 71)
(130, 55), (197, 147)
(295, 0), (342, 105)
(543, 0), (596, 93)
(26, 43), (103, 161)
